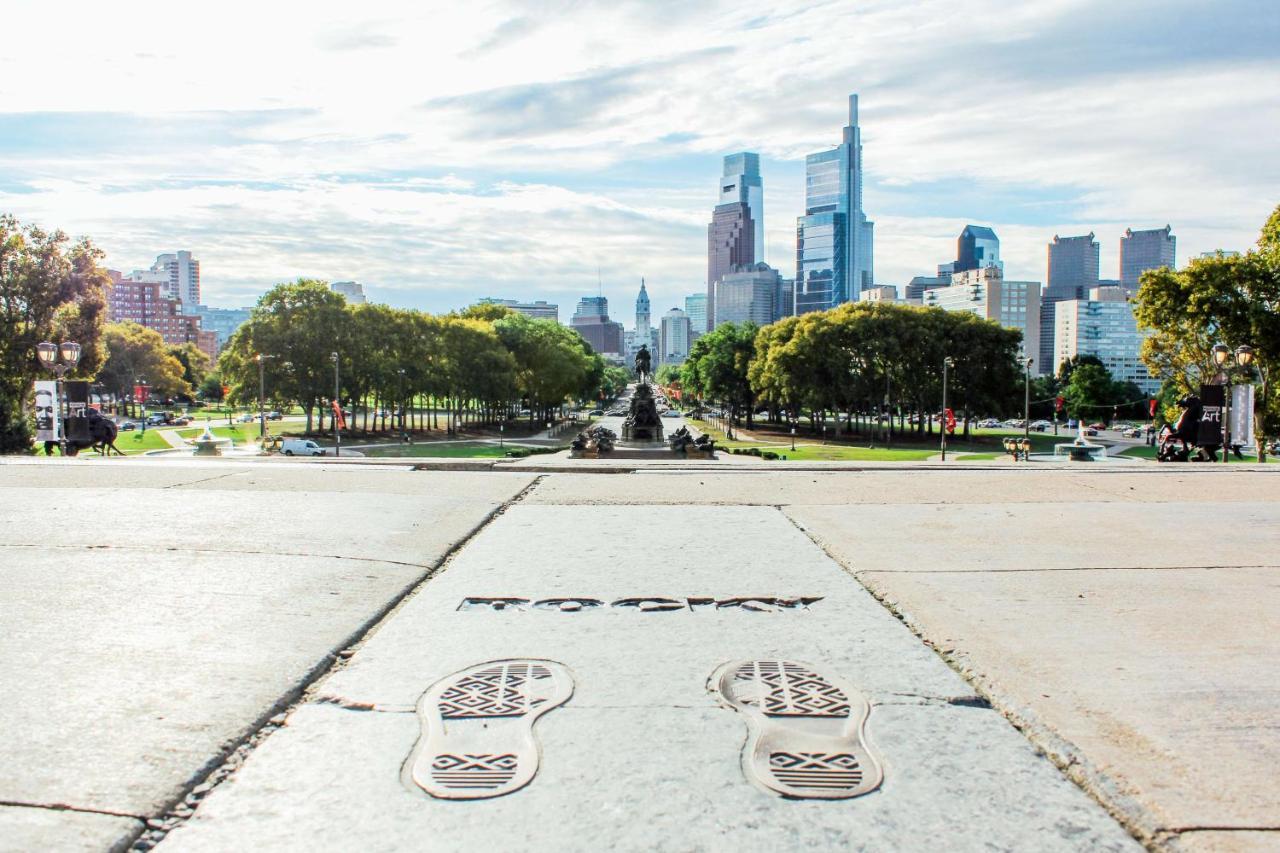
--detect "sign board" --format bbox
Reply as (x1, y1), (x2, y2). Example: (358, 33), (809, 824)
(1197, 384), (1225, 446)
(34, 381), (58, 442)
(1231, 384), (1255, 448)
(64, 381), (92, 444)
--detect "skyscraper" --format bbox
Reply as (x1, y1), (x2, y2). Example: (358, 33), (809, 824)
(1120, 225), (1176, 290)
(684, 293), (708, 336)
(1053, 287), (1156, 394)
(795, 94), (874, 314)
(714, 263), (780, 328)
(570, 296), (624, 356)
(707, 202), (754, 329)
(659, 308), (692, 366)
(925, 266), (1042, 372)
(719, 153), (763, 262)
(955, 226), (1001, 273)
(1041, 234), (1101, 374)
(330, 281), (368, 304)
(137, 251), (200, 308)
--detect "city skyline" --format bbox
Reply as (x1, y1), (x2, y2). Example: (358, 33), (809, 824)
(1, 1), (1277, 319)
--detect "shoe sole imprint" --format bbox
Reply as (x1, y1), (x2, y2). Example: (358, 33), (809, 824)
(711, 659), (882, 799)
(403, 659), (573, 800)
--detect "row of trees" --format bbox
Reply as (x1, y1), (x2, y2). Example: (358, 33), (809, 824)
(217, 280), (630, 433)
(679, 302), (1027, 439)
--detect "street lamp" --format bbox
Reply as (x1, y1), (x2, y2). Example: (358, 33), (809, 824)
(35, 340), (81, 454)
(791, 423), (796, 452)
(396, 368), (406, 438)
(255, 353), (276, 440)
(330, 352), (341, 458)
(941, 356), (954, 461)
(1214, 343), (1255, 463)
(1023, 356), (1034, 441)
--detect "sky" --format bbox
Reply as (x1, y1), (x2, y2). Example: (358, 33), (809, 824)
(2, 0), (1279, 327)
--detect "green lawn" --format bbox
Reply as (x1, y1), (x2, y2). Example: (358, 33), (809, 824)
(691, 420), (1067, 462)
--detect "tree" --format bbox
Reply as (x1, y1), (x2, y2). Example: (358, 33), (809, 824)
(683, 322), (758, 426)
(97, 323), (191, 406)
(167, 343), (211, 394)
(0, 215), (111, 452)
(199, 371), (226, 403)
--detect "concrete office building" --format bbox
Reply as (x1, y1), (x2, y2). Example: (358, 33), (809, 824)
(1120, 226), (1176, 290)
(1053, 286), (1157, 395)
(795, 94), (874, 314)
(1042, 233), (1102, 377)
(330, 281), (368, 304)
(128, 251), (200, 309)
(904, 275), (949, 303)
(476, 298), (559, 322)
(926, 266), (1042, 372)
(570, 296), (625, 356)
(859, 285), (899, 303)
(659, 308), (692, 366)
(714, 263), (781, 328)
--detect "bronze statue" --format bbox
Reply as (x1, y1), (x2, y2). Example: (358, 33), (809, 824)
(634, 345), (652, 380)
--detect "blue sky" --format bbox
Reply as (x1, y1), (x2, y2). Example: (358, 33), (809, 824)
(1, 0), (1278, 325)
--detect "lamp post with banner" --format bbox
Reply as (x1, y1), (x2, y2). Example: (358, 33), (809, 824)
(35, 341), (81, 454)
(1212, 344), (1254, 463)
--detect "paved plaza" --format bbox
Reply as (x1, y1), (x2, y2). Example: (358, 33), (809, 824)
(0, 458), (1276, 852)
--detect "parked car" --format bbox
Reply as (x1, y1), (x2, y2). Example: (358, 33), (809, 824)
(120, 421), (136, 431)
(1030, 420), (1052, 430)
(171, 416), (191, 426)
(267, 411), (283, 420)
(238, 413), (256, 423)
(588, 409), (604, 416)
(1083, 428), (1099, 436)
(146, 414), (168, 426)
(1089, 422), (1107, 431)
(1123, 428), (1143, 438)
(280, 438), (326, 457)
(661, 410), (682, 418)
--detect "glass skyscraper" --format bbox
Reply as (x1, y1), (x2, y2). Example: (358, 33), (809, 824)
(795, 94), (874, 314)
(707, 152), (763, 330)
(955, 225), (1002, 273)
(1120, 225), (1176, 290)
(719, 152), (763, 262)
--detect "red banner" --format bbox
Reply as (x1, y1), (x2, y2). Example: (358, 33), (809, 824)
(133, 384), (149, 402)
(1054, 395), (1064, 412)
(1149, 398), (1158, 417)
(944, 407), (956, 434)
(331, 399), (346, 429)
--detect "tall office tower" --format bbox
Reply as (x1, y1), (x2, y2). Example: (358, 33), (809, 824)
(571, 296), (625, 356)
(330, 281), (368, 304)
(795, 94), (874, 314)
(720, 153), (764, 262)
(1120, 225), (1176, 290)
(714, 263), (781, 328)
(925, 266), (1042, 372)
(775, 277), (794, 321)
(146, 251), (200, 308)
(904, 275), (949, 303)
(954, 226), (1001, 273)
(707, 202), (754, 329)
(1053, 287), (1157, 394)
(684, 293), (708, 336)
(659, 308), (692, 366)
(1041, 233), (1101, 374)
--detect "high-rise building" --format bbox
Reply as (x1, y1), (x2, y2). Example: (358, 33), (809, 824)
(476, 298), (559, 321)
(955, 226), (1001, 274)
(570, 295), (625, 356)
(1041, 233), (1101, 375)
(659, 308), (692, 366)
(330, 281), (368, 304)
(1053, 286), (1157, 394)
(719, 153), (764, 262)
(130, 251), (200, 308)
(858, 285), (899, 303)
(925, 266), (1042, 372)
(714, 263), (781, 328)
(1120, 225), (1176, 289)
(684, 293), (708, 337)
(774, 277), (794, 321)
(795, 94), (874, 314)
(107, 271), (219, 359)
(190, 304), (253, 348)
(635, 279), (651, 339)
(707, 202), (754, 329)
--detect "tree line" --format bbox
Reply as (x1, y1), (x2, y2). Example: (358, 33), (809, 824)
(216, 280), (630, 433)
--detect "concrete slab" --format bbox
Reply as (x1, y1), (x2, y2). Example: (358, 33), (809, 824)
(0, 804), (141, 853)
(1175, 831), (1280, 852)
(785, 501), (1280, 572)
(0, 465), (533, 836)
(157, 505), (1136, 851)
(848, 566), (1280, 836)
(524, 469), (1280, 507)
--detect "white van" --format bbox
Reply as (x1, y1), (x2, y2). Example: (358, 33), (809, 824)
(281, 438), (326, 457)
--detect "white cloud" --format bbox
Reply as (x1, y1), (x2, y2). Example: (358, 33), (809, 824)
(0, 0), (1277, 318)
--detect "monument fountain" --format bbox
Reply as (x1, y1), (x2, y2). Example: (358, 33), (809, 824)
(1052, 420), (1108, 462)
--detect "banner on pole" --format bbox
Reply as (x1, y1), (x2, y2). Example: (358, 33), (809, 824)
(1231, 384), (1255, 448)
(34, 381), (58, 442)
(1197, 384), (1225, 446)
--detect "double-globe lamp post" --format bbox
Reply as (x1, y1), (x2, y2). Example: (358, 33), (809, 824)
(36, 341), (82, 453)
(1023, 356), (1034, 441)
(940, 356), (954, 461)
(1212, 344), (1254, 464)
(331, 352), (341, 458)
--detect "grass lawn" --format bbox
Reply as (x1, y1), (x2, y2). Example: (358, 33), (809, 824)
(361, 442), (527, 459)
(690, 420), (1066, 462)
(174, 423), (292, 443)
